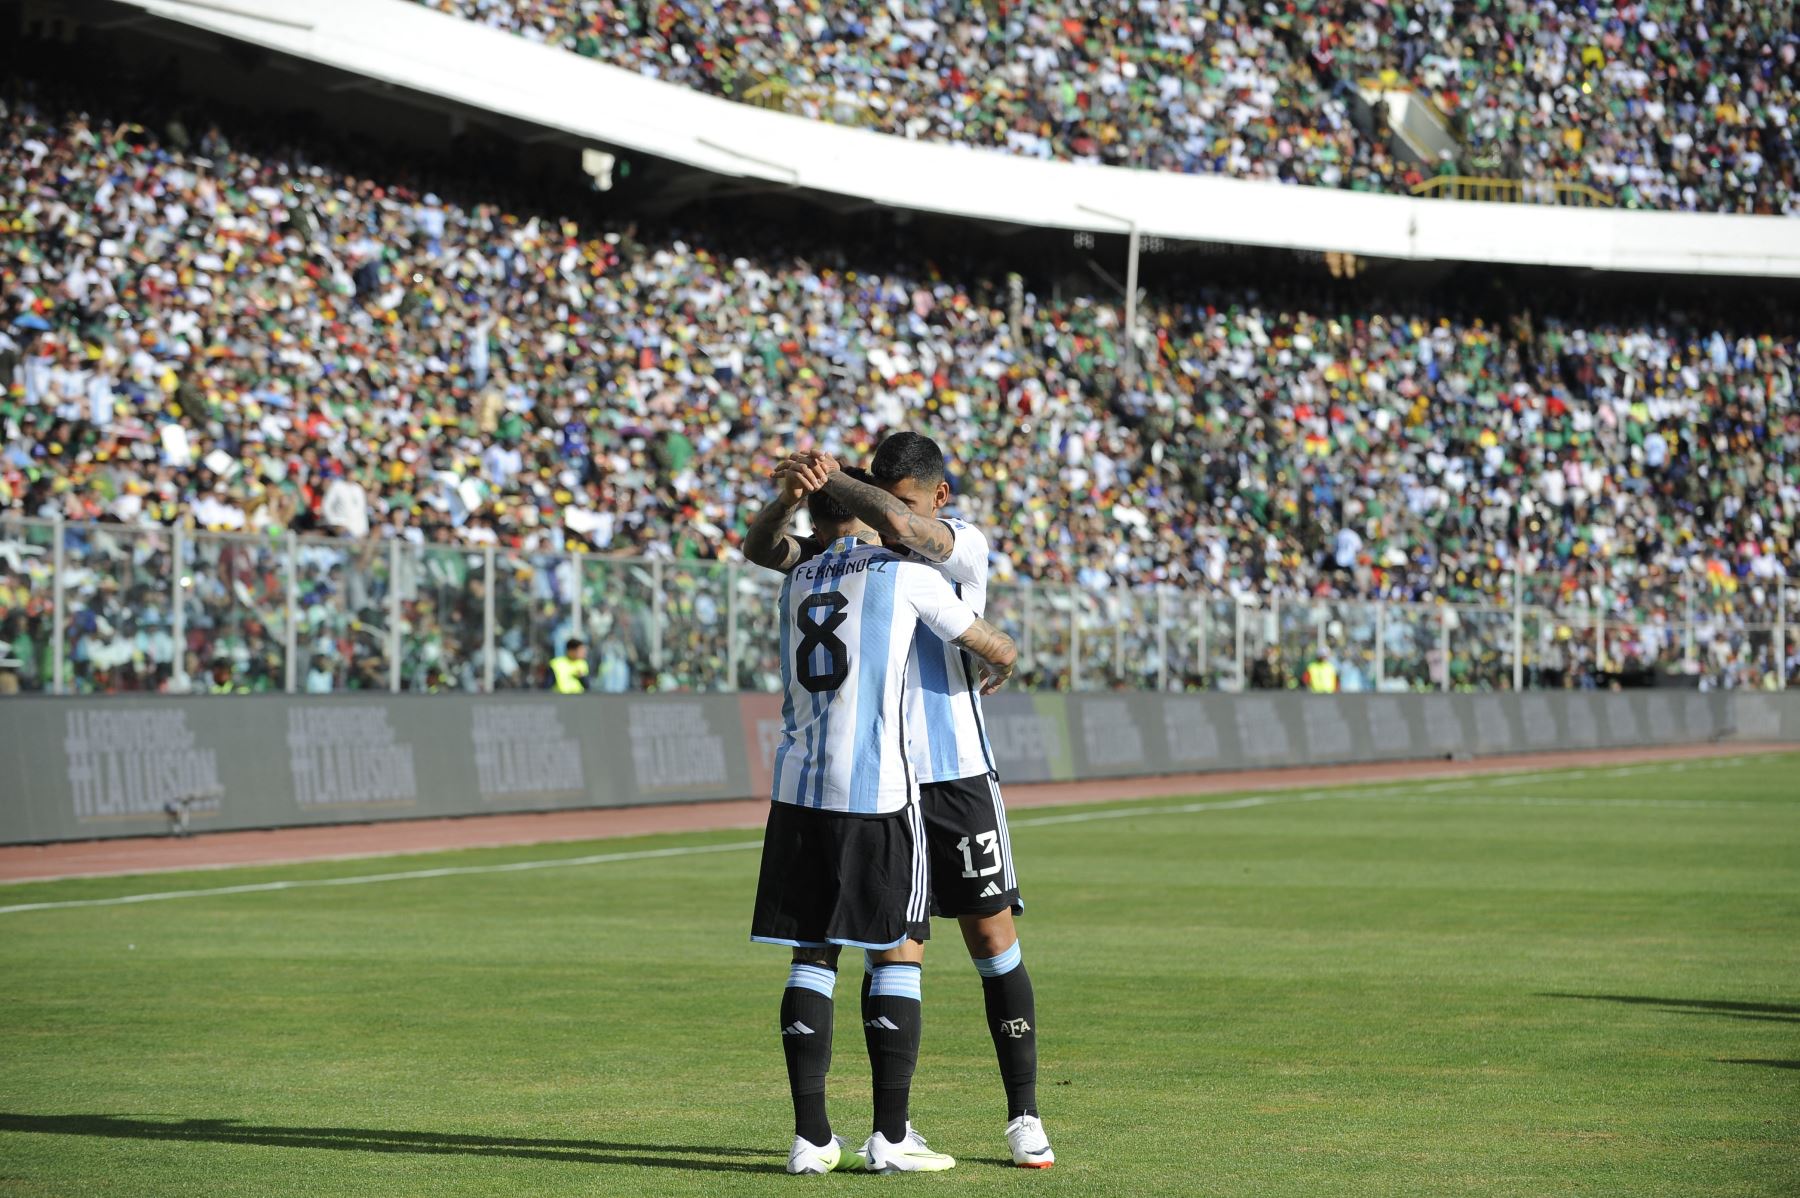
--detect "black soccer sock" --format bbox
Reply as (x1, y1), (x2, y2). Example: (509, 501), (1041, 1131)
(975, 941), (1038, 1119)
(780, 962), (836, 1146)
(863, 962), (922, 1142)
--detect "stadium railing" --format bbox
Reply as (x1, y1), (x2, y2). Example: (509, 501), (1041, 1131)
(0, 515), (1791, 697)
(1410, 176), (1616, 208)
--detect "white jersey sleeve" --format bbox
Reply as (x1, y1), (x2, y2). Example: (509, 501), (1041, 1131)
(936, 519), (990, 591)
(897, 561), (978, 645)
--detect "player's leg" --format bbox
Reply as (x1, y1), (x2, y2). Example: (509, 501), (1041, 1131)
(750, 802), (859, 1174)
(863, 937), (924, 1144)
(780, 945), (847, 1173)
(922, 773), (1054, 1166)
(961, 909), (1038, 1120)
(860, 937), (954, 1172)
(855, 802), (952, 1173)
(960, 910), (1052, 1166)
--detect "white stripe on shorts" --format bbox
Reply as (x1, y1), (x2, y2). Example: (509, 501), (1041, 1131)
(906, 800), (927, 924)
(989, 775), (1017, 892)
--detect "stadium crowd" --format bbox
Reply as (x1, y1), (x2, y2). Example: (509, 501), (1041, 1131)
(418, 0), (1797, 215)
(1, 78), (1796, 694)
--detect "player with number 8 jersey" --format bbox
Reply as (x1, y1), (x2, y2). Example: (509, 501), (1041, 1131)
(800, 433), (1055, 1169)
(749, 477), (1019, 1174)
(753, 532), (1007, 936)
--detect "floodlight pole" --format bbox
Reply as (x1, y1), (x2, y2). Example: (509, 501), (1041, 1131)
(1438, 604), (1451, 693)
(1778, 576), (1788, 691)
(387, 538), (402, 694)
(1075, 204), (1139, 389)
(284, 532), (298, 694)
(51, 516), (65, 695)
(724, 561), (738, 691)
(171, 526), (187, 693)
(1155, 587), (1169, 692)
(1196, 591), (1208, 681)
(1021, 587), (1035, 677)
(1068, 590), (1081, 692)
(1374, 600), (1386, 689)
(482, 546), (496, 693)
(1682, 570), (1695, 672)
(1233, 599), (1246, 691)
(1511, 554), (1524, 692)
(569, 552), (584, 650)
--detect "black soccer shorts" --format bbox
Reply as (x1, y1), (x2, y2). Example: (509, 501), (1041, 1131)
(920, 772), (1024, 918)
(750, 800), (932, 950)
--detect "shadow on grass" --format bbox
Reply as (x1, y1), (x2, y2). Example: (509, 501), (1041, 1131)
(1716, 1059), (1800, 1071)
(0, 1113), (780, 1173)
(1538, 994), (1800, 1024)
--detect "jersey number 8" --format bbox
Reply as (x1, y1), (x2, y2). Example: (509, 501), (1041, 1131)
(795, 592), (850, 693)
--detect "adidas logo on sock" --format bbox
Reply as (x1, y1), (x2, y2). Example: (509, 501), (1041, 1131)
(781, 1021), (815, 1036)
(979, 881), (1004, 899)
(864, 1016), (900, 1031)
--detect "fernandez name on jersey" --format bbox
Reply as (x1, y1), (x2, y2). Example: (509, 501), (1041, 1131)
(773, 535), (981, 817)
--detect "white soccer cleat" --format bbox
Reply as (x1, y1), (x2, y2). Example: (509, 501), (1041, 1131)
(860, 1124), (956, 1173)
(1006, 1114), (1055, 1168)
(786, 1134), (845, 1175)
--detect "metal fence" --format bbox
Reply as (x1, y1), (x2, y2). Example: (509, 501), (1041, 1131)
(1, 516), (1791, 695)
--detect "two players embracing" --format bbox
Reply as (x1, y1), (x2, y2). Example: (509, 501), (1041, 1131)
(744, 432), (1054, 1174)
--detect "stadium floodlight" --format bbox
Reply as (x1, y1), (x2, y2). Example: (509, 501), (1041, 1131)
(1075, 204), (1140, 391)
(582, 149), (616, 192)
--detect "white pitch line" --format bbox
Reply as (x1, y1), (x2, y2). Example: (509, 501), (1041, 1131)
(1009, 790), (1339, 827)
(0, 791), (1347, 917)
(0, 771), (1787, 917)
(0, 840), (762, 916)
(1367, 794), (1788, 812)
(1411, 754), (1760, 793)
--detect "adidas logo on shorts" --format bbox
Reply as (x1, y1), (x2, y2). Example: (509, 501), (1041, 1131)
(781, 1021), (815, 1036)
(979, 881), (1004, 899)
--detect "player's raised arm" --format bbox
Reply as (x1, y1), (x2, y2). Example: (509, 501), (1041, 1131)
(743, 456), (829, 573)
(814, 456), (955, 563)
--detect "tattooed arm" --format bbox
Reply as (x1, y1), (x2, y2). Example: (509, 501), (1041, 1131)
(742, 457), (826, 573)
(952, 617), (1017, 695)
(816, 464), (955, 563)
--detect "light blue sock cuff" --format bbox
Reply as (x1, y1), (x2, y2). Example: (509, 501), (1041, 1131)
(786, 963), (836, 999)
(868, 963), (922, 1001)
(973, 941), (1022, 978)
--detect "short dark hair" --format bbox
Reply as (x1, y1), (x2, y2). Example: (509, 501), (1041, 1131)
(807, 465), (875, 528)
(870, 431), (945, 487)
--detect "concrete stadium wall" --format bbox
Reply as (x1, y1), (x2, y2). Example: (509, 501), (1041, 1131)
(2, 691), (1792, 844)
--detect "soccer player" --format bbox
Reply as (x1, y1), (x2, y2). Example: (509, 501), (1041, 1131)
(749, 434), (1055, 1169)
(749, 472), (1019, 1175)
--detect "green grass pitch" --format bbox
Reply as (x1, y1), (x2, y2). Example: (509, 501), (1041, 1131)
(2, 753), (1796, 1197)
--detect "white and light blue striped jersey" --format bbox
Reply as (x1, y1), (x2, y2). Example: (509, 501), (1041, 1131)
(772, 535), (980, 815)
(899, 516), (998, 785)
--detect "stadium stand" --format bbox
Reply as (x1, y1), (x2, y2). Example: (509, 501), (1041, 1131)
(414, 0), (1797, 215)
(0, 34), (1794, 696)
